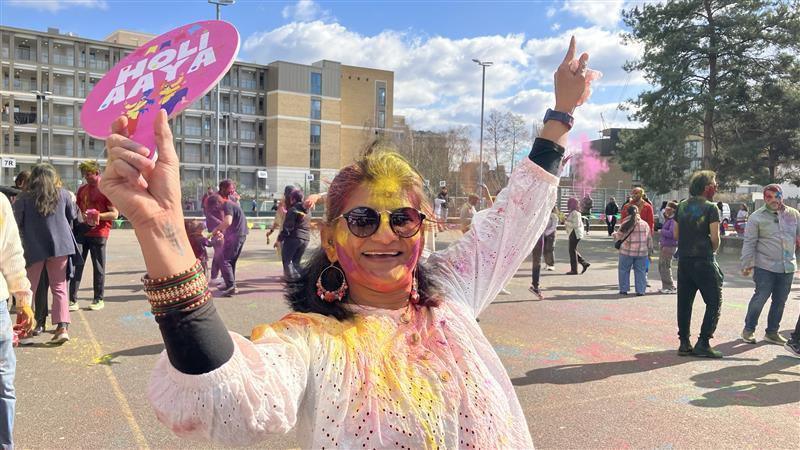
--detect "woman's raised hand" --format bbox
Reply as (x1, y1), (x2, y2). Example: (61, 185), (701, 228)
(100, 109), (195, 278)
(99, 109), (183, 230)
(554, 36), (594, 114)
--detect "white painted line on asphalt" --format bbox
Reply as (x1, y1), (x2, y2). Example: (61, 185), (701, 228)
(78, 309), (150, 449)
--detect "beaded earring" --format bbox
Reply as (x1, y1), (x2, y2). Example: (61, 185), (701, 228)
(409, 268), (420, 304)
(316, 262), (348, 302)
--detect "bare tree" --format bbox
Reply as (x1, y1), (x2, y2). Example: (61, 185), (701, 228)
(506, 113), (531, 173)
(484, 109), (509, 169)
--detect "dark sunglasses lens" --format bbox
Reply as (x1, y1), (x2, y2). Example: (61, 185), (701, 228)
(390, 208), (423, 237)
(346, 207), (380, 237)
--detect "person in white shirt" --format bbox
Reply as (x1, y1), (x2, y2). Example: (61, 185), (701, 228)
(0, 194), (35, 448)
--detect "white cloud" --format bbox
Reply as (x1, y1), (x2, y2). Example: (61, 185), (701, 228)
(7, 0), (107, 12)
(546, 7), (557, 18)
(281, 0), (332, 22)
(562, 0), (625, 28)
(241, 20), (646, 149)
(551, 23), (561, 31)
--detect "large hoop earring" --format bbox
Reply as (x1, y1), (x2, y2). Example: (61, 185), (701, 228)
(316, 263), (348, 303)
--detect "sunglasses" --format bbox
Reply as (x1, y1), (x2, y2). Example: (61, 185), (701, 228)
(337, 206), (426, 238)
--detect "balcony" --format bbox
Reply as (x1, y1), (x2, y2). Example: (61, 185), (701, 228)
(52, 54), (74, 66)
(14, 48), (36, 62)
(51, 115), (74, 127)
(184, 126), (202, 136)
(12, 112), (38, 125)
(240, 130), (256, 141)
(240, 79), (257, 90)
(51, 85), (75, 97)
(88, 59), (110, 71)
(11, 79), (35, 92)
(240, 104), (256, 115)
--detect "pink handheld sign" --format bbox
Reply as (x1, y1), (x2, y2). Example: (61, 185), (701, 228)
(81, 20), (240, 160)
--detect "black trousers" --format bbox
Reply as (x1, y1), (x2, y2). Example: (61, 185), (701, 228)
(530, 235), (545, 289)
(568, 231), (588, 273)
(281, 237), (309, 280)
(70, 236), (107, 302)
(677, 257), (723, 340)
(34, 268), (49, 325)
(791, 314), (800, 343)
(606, 216), (617, 236)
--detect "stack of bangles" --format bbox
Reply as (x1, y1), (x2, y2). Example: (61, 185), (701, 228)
(143, 260), (211, 317)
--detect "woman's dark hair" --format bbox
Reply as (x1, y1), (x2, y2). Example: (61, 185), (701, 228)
(14, 171), (30, 190)
(26, 164), (62, 216)
(286, 148), (440, 321)
(620, 204), (639, 234)
(288, 188), (304, 207)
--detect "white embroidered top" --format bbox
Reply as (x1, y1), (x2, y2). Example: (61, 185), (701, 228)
(147, 158), (559, 449)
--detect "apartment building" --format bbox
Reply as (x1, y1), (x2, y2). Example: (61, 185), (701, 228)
(0, 25), (394, 198)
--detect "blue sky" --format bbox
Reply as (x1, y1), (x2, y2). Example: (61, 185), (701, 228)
(1, 0), (651, 149)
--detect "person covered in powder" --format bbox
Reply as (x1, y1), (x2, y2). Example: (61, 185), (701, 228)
(565, 196), (590, 274)
(72, 160), (119, 311)
(674, 170), (723, 358)
(604, 196), (619, 236)
(98, 37), (596, 448)
(740, 184), (800, 345)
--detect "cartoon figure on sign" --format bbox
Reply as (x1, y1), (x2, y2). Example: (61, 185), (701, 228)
(159, 74), (189, 116)
(123, 89), (154, 136)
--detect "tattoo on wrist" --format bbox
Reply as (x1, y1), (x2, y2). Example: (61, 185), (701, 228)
(162, 222), (185, 255)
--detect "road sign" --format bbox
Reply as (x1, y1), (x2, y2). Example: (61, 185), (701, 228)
(257, 170), (268, 179)
(1, 158), (16, 168)
(439, 180), (446, 187)
(306, 173), (314, 181)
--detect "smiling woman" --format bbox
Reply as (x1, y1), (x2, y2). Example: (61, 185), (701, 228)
(99, 36), (595, 449)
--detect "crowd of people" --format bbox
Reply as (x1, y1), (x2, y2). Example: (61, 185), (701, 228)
(0, 36), (797, 449)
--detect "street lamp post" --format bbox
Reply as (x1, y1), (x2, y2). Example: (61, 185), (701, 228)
(208, 0), (235, 187)
(472, 59), (492, 208)
(31, 90), (53, 163)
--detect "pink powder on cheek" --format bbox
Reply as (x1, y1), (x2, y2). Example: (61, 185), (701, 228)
(335, 246), (358, 274)
(404, 238), (422, 270)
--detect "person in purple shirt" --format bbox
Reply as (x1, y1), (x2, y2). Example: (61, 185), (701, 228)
(207, 194), (248, 296)
(658, 201), (678, 294)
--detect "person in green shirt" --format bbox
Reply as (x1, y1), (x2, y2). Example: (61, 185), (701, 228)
(674, 170), (723, 358)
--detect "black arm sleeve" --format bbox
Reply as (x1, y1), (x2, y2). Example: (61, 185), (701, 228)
(527, 138), (565, 176)
(155, 300), (235, 375)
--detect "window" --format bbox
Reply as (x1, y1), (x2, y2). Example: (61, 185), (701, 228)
(310, 147), (320, 169)
(310, 72), (322, 95)
(183, 143), (201, 163)
(377, 111), (385, 129)
(311, 99), (321, 120)
(310, 123), (321, 145)
(378, 87), (386, 106)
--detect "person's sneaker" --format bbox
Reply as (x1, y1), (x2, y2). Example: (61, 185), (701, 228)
(678, 340), (693, 356)
(220, 285), (236, 297)
(68, 301), (79, 311)
(31, 324), (44, 336)
(581, 262), (591, 274)
(499, 288), (511, 295)
(619, 292), (628, 295)
(659, 288), (676, 294)
(741, 329), (757, 344)
(692, 339), (723, 358)
(784, 340), (800, 358)
(545, 265), (555, 271)
(764, 332), (787, 345)
(528, 285), (544, 300)
(88, 299), (105, 311)
(636, 293), (645, 296)
(50, 327), (70, 345)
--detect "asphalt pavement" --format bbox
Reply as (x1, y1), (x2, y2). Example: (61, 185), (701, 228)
(13, 228), (800, 449)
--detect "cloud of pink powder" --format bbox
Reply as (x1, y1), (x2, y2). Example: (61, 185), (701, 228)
(566, 133), (609, 196)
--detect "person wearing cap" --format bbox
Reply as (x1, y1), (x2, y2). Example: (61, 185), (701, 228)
(740, 184), (800, 345)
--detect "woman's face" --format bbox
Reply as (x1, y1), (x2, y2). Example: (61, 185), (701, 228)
(327, 181), (423, 294)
